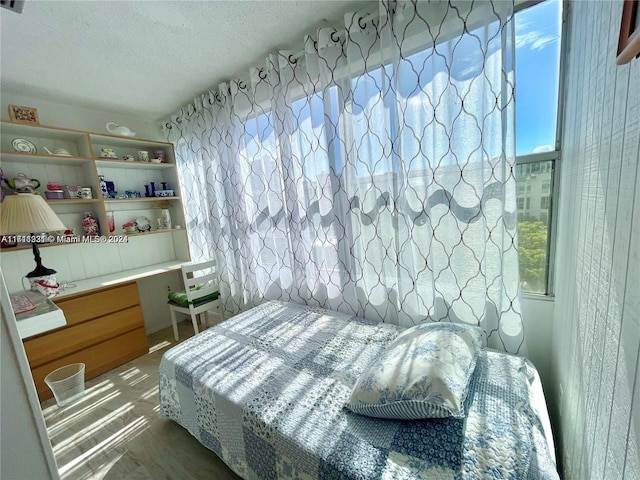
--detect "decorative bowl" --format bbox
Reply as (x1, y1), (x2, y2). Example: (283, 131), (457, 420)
(135, 216), (152, 232)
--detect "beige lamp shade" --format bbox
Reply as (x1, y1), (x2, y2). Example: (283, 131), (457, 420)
(0, 193), (67, 234)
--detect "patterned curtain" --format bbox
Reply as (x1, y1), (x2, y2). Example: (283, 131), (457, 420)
(165, 0), (525, 354)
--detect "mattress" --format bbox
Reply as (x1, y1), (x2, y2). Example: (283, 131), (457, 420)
(159, 300), (559, 479)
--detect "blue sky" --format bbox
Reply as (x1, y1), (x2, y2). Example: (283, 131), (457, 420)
(244, 0), (563, 164)
(515, 0), (562, 155)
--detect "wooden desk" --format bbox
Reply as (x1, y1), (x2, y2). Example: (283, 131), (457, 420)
(55, 260), (189, 299)
(21, 261), (189, 402)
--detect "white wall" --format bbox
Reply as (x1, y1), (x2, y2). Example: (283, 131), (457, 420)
(1, 270), (60, 480)
(1, 235), (179, 293)
(521, 296), (554, 390)
(553, 1), (640, 478)
(1, 89), (163, 140)
(0, 91), (189, 332)
(136, 270), (183, 333)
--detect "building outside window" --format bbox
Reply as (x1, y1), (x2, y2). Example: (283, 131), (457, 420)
(514, 0), (562, 295)
(541, 196), (550, 209)
(542, 182), (550, 194)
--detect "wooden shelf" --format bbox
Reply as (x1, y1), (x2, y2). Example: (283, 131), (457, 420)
(1, 151), (91, 165)
(124, 228), (186, 237)
(88, 132), (173, 149)
(104, 196), (180, 203)
(112, 228), (186, 237)
(0, 228), (186, 252)
(1, 120), (91, 136)
(1, 120), (186, 239)
(46, 198), (102, 205)
(94, 158), (175, 168)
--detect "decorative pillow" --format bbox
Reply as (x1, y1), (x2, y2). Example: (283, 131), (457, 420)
(168, 287), (219, 307)
(346, 322), (483, 419)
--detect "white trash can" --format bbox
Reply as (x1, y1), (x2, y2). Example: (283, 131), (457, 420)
(44, 363), (85, 407)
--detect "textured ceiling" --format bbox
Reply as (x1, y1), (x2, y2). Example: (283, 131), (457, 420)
(0, 0), (371, 121)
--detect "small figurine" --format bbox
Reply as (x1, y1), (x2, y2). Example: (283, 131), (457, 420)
(123, 222), (137, 234)
(82, 212), (100, 236)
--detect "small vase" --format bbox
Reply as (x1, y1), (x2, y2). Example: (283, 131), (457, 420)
(160, 209), (172, 230)
(106, 211), (115, 233)
(150, 182), (156, 197)
(99, 175), (109, 198)
(82, 211), (100, 237)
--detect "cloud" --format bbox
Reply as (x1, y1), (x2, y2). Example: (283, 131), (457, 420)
(532, 145), (554, 154)
(516, 29), (558, 50)
(515, 0), (561, 50)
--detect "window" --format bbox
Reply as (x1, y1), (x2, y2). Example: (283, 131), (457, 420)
(515, 0), (563, 295)
(540, 196), (549, 209)
(230, 1), (562, 298)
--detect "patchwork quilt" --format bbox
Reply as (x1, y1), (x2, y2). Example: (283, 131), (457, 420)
(159, 300), (559, 479)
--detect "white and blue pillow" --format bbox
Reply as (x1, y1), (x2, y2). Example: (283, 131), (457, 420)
(346, 322), (484, 419)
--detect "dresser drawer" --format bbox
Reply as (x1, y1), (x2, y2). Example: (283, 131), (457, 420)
(30, 327), (149, 401)
(24, 305), (144, 368)
(54, 282), (140, 325)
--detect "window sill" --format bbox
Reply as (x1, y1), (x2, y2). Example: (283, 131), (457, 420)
(521, 292), (555, 303)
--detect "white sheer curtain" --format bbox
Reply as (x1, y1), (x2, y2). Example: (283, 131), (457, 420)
(165, 0), (525, 354)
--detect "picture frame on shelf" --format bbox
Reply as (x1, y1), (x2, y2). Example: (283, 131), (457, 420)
(8, 105), (40, 125)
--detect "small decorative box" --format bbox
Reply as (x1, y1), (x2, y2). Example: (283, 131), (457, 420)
(45, 190), (65, 199)
(155, 190), (174, 197)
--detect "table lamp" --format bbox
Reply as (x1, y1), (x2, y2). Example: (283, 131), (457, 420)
(0, 193), (66, 278)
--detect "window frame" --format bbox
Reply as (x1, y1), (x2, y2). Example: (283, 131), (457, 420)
(514, 0), (568, 298)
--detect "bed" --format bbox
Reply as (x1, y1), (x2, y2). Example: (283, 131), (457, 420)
(159, 300), (559, 479)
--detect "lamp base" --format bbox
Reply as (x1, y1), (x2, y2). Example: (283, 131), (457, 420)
(26, 264), (57, 277)
(26, 240), (57, 278)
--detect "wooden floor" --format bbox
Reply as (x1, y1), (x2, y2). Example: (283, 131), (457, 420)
(41, 321), (242, 480)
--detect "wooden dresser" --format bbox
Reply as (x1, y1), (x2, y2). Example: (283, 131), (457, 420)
(23, 282), (149, 401)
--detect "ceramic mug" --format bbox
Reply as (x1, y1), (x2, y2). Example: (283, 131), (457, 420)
(64, 185), (81, 198)
(137, 151), (149, 162)
(80, 187), (93, 199)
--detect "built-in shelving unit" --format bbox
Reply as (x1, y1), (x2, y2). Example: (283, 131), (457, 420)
(0, 120), (187, 249)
